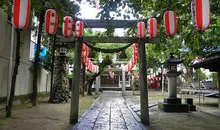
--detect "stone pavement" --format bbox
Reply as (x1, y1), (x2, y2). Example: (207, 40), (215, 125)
(71, 91), (146, 130)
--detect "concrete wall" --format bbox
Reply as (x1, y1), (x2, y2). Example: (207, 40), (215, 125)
(0, 10), (50, 106)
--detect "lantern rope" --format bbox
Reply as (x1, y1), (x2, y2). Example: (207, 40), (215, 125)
(79, 37), (139, 53)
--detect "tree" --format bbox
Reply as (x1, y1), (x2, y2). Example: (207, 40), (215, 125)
(6, 30), (21, 117)
(31, 0), (80, 105)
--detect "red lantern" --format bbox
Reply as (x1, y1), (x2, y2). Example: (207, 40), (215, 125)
(164, 11), (177, 35)
(45, 9), (58, 35)
(62, 16), (73, 37)
(191, 0), (210, 30)
(137, 21), (146, 38)
(75, 21), (84, 37)
(82, 43), (89, 57)
(12, 0), (31, 30)
(84, 58), (89, 66)
(147, 18), (158, 38)
(82, 43), (86, 52)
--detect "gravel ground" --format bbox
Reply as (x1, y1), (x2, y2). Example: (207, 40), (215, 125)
(0, 90), (219, 130)
(0, 96), (97, 130)
(126, 90), (220, 130)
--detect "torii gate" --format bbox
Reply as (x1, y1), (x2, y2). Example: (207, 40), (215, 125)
(59, 19), (159, 125)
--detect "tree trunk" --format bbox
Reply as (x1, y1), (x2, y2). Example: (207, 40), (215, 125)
(6, 29), (21, 117)
(48, 35), (56, 102)
(87, 72), (101, 95)
(48, 55), (70, 103)
(32, 11), (44, 106)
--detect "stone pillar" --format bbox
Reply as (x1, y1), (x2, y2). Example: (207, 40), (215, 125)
(168, 76), (177, 98)
(95, 76), (100, 95)
(122, 69), (126, 96)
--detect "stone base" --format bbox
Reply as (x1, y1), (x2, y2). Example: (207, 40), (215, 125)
(158, 102), (189, 112)
(164, 98), (181, 104)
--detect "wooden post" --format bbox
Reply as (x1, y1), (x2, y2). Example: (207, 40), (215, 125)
(138, 39), (149, 125)
(122, 68), (126, 96)
(70, 40), (82, 124)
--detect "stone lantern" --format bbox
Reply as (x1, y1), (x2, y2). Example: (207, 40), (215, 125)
(166, 53), (182, 98)
(158, 53), (189, 112)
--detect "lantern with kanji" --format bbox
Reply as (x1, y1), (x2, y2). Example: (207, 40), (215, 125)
(62, 16), (73, 37)
(12, 0), (31, 30)
(137, 21), (146, 38)
(75, 21), (84, 37)
(147, 18), (158, 38)
(45, 9), (58, 35)
(191, 0), (210, 30)
(164, 11), (177, 36)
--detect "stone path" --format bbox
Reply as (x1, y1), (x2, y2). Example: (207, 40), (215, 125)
(71, 91), (145, 130)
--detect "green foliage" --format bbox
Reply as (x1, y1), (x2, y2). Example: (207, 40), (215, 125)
(210, 72), (217, 85)
(194, 69), (208, 81)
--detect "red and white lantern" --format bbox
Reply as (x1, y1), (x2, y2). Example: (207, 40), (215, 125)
(147, 18), (158, 38)
(164, 11), (177, 36)
(191, 0), (210, 30)
(45, 9), (58, 35)
(82, 44), (89, 57)
(137, 21), (146, 38)
(12, 0), (31, 30)
(75, 21), (84, 37)
(62, 16), (73, 37)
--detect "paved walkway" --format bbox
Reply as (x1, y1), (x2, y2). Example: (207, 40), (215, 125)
(71, 91), (145, 130)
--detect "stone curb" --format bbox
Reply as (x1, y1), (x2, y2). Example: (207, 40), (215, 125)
(71, 93), (102, 130)
(196, 106), (220, 118)
(124, 96), (147, 130)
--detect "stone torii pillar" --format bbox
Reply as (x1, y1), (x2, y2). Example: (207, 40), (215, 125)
(95, 76), (100, 95)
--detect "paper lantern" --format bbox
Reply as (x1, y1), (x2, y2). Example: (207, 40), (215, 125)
(12, 0), (31, 30)
(45, 9), (58, 35)
(75, 21), (84, 37)
(137, 21), (146, 38)
(191, 0), (210, 30)
(82, 43), (89, 57)
(164, 11), (177, 35)
(62, 16), (73, 37)
(147, 18), (158, 38)
(82, 43), (86, 52)
(133, 44), (138, 55)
